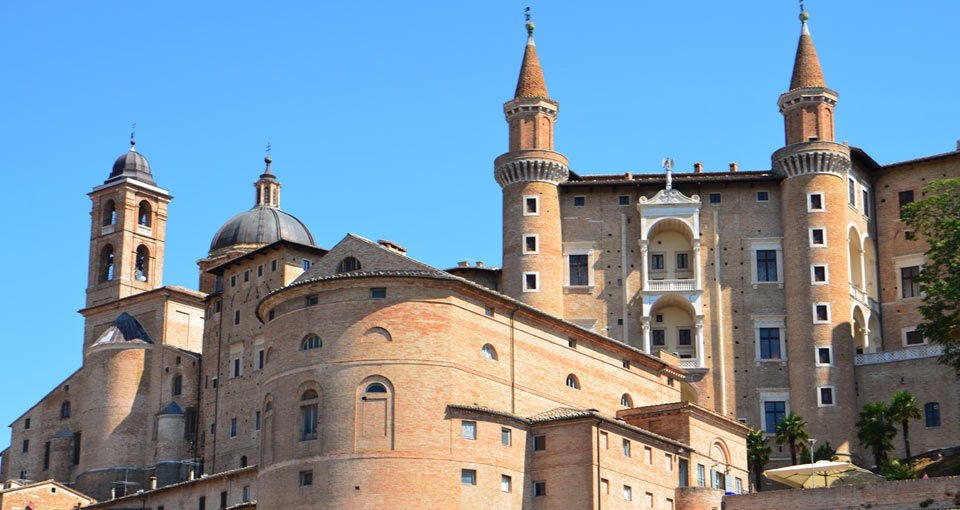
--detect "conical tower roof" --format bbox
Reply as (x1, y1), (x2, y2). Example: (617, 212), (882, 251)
(789, 12), (826, 90)
(514, 22), (548, 98)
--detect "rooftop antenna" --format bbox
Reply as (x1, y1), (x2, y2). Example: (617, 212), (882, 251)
(130, 122), (137, 151)
(662, 157), (674, 190)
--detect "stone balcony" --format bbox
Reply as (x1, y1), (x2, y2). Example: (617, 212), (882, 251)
(854, 344), (944, 366)
(849, 284), (880, 313)
(647, 279), (697, 292)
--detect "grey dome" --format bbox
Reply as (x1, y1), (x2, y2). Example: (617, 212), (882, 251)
(108, 148), (155, 185)
(210, 206), (315, 253)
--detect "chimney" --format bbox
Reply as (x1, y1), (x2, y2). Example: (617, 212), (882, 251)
(693, 162), (703, 173)
(377, 239), (407, 255)
(149, 477), (157, 490)
(625, 172), (633, 180)
(729, 162), (739, 172)
(457, 261), (469, 268)
(476, 261), (484, 268)
(956, 139), (960, 151)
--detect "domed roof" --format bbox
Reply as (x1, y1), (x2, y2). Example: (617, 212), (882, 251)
(209, 206), (315, 253)
(108, 143), (155, 185)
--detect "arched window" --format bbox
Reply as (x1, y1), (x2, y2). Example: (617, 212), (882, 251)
(301, 335), (322, 351)
(481, 344), (498, 360)
(565, 374), (580, 390)
(365, 383), (387, 393)
(337, 257), (361, 273)
(102, 200), (116, 226)
(60, 401), (71, 419)
(239, 455), (248, 468)
(135, 245), (150, 282)
(621, 393), (633, 408)
(138, 201), (152, 227)
(300, 389), (318, 441)
(925, 402), (941, 427)
(99, 245), (115, 282)
(301, 389), (319, 401)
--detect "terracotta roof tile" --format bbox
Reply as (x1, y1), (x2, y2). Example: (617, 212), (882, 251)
(514, 30), (548, 98)
(789, 17), (826, 90)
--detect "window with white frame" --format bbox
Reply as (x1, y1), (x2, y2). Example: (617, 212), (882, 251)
(809, 228), (826, 247)
(862, 188), (871, 217)
(523, 272), (539, 292)
(894, 254), (924, 300)
(753, 316), (786, 361)
(522, 234), (539, 254)
(623, 485), (632, 501)
(848, 178), (857, 207)
(650, 253), (665, 271)
(760, 391), (790, 434)
(813, 303), (830, 324)
(229, 343), (243, 378)
(815, 346), (833, 367)
(563, 243), (595, 287)
(818, 386), (836, 407)
(807, 192), (824, 212)
(749, 238), (783, 285)
(461, 420), (477, 440)
(501, 475), (512, 492)
(523, 195), (539, 216)
(811, 264), (829, 285)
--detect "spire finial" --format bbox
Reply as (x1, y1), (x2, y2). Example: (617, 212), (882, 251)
(799, 1), (809, 32)
(662, 157), (674, 191)
(264, 142), (273, 172)
(525, 7), (534, 35)
(130, 122), (137, 152)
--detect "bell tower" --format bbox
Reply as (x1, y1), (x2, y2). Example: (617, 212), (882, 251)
(495, 22), (568, 317)
(86, 139), (171, 307)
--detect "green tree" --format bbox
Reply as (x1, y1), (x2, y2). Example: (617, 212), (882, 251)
(902, 178), (960, 370)
(856, 402), (896, 470)
(887, 391), (922, 460)
(775, 413), (808, 465)
(746, 427), (771, 492)
(881, 459), (918, 480)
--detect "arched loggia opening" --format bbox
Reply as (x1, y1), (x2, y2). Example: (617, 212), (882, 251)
(852, 305), (870, 354)
(99, 244), (115, 282)
(648, 294), (699, 360)
(848, 226), (863, 290)
(135, 245), (150, 282)
(863, 238), (879, 300)
(647, 219), (695, 283)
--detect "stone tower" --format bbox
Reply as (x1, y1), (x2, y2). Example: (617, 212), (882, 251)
(86, 139), (171, 308)
(772, 12), (857, 458)
(495, 22), (569, 317)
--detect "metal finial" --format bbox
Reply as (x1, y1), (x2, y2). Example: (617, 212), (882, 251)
(525, 7), (534, 34)
(130, 122), (137, 151)
(525, 6), (530, 22)
(264, 142), (273, 170)
(662, 157), (674, 191)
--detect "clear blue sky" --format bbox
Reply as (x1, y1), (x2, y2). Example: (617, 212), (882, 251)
(0, 1), (957, 450)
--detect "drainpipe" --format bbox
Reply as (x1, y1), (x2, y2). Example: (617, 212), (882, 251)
(510, 308), (517, 414)
(596, 420), (603, 510)
(621, 213), (629, 344)
(713, 213), (728, 417)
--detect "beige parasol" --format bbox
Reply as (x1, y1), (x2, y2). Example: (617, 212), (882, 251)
(763, 460), (885, 488)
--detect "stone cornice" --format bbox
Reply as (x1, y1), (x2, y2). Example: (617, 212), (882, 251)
(777, 86), (838, 111)
(494, 151), (569, 188)
(772, 141), (851, 178)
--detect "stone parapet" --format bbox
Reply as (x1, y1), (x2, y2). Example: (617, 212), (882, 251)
(772, 141), (850, 178)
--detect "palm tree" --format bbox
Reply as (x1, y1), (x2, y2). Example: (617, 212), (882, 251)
(747, 427), (771, 492)
(775, 413), (808, 465)
(887, 391), (922, 460)
(856, 402), (896, 470)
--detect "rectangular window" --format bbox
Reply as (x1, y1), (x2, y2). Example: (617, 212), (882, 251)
(234, 310), (240, 325)
(306, 295), (319, 306)
(862, 189), (870, 217)
(271, 260), (277, 271)
(22, 439), (28, 453)
(619, 195), (630, 205)
(25, 418), (30, 429)
(257, 265), (263, 277)
(667, 498), (675, 510)
(72, 432), (81, 465)
(905, 329), (924, 346)
(810, 228), (825, 246)
(370, 288), (386, 299)
(258, 349), (264, 370)
(173, 376), (183, 396)
(233, 358), (241, 378)
(818, 386), (835, 407)
(501, 474), (512, 492)
(650, 253), (664, 270)
(812, 264), (828, 284)
(573, 196), (585, 206)
(678, 329), (692, 346)
(644, 446), (653, 464)
(697, 464), (706, 487)
(757, 191), (769, 201)
(764, 401), (786, 433)
(244, 270), (249, 282)
(905, 230), (914, 240)
(814, 304), (830, 323)
(601, 478), (609, 494)
(199, 496), (206, 510)
(599, 431), (608, 449)
(461, 469), (476, 485)
(899, 190), (914, 218)
(622, 438), (631, 457)
(230, 418), (237, 437)
(709, 193), (721, 204)
(849, 178), (857, 206)
(242, 486), (250, 502)
(623, 485), (632, 501)
(523, 272), (539, 292)
(301, 405), (317, 441)
(461, 420), (477, 440)
(569, 255), (589, 286)
(501, 427), (511, 446)
(756, 250), (777, 282)
(299, 471), (313, 487)
(676, 252), (689, 270)
(231, 276), (236, 287)
(533, 434), (546, 451)
(652, 329), (665, 346)
(255, 411), (261, 431)
(816, 346), (832, 366)
(678, 458), (689, 487)
(533, 481), (546, 497)
(220, 491), (227, 509)
(735, 478), (743, 494)
(302, 260), (311, 271)
(758, 328), (781, 359)
(665, 453), (673, 471)
(524, 196), (539, 216)
(901, 266), (920, 298)
(43, 441), (50, 471)
(808, 192), (824, 211)
(524, 235), (538, 254)
(925, 402), (941, 427)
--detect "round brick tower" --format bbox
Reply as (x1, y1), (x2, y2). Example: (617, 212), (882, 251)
(773, 11), (857, 459)
(495, 22), (568, 317)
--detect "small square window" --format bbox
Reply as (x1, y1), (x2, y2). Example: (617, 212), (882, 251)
(622, 360), (630, 369)
(808, 193), (824, 211)
(533, 435), (546, 451)
(573, 196), (585, 206)
(567, 338), (576, 348)
(461, 421), (477, 440)
(524, 196), (539, 216)
(905, 329), (924, 346)
(302, 260), (311, 271)
(485, 307), (494, 317)
(461, 469), (476, 485)
(501, 475), (512, 492)
(533, 481), (547, 497)
(709, 193), (721, 204)
(299, 471), (313, 487)
(370, 288), (386, 299)
(810, 228), (825, 246)
(523, 272), (539, 292)
(655, 314), (663, 323)
(501, 427), (511, 446)
(523, 235), (538, 254)
(811, 264), (828, 284)
(619, 195), (630, 205)
(757, 191), (769, 201)
(818, 386), (835, 407)
(814, 304), (830, 323)
(904, 230), (914, 240)
(816, 346), (832, 366)
(306, 295), (319, 306)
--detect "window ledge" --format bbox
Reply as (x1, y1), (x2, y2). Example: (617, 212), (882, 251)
(564, 285), (595, 294)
